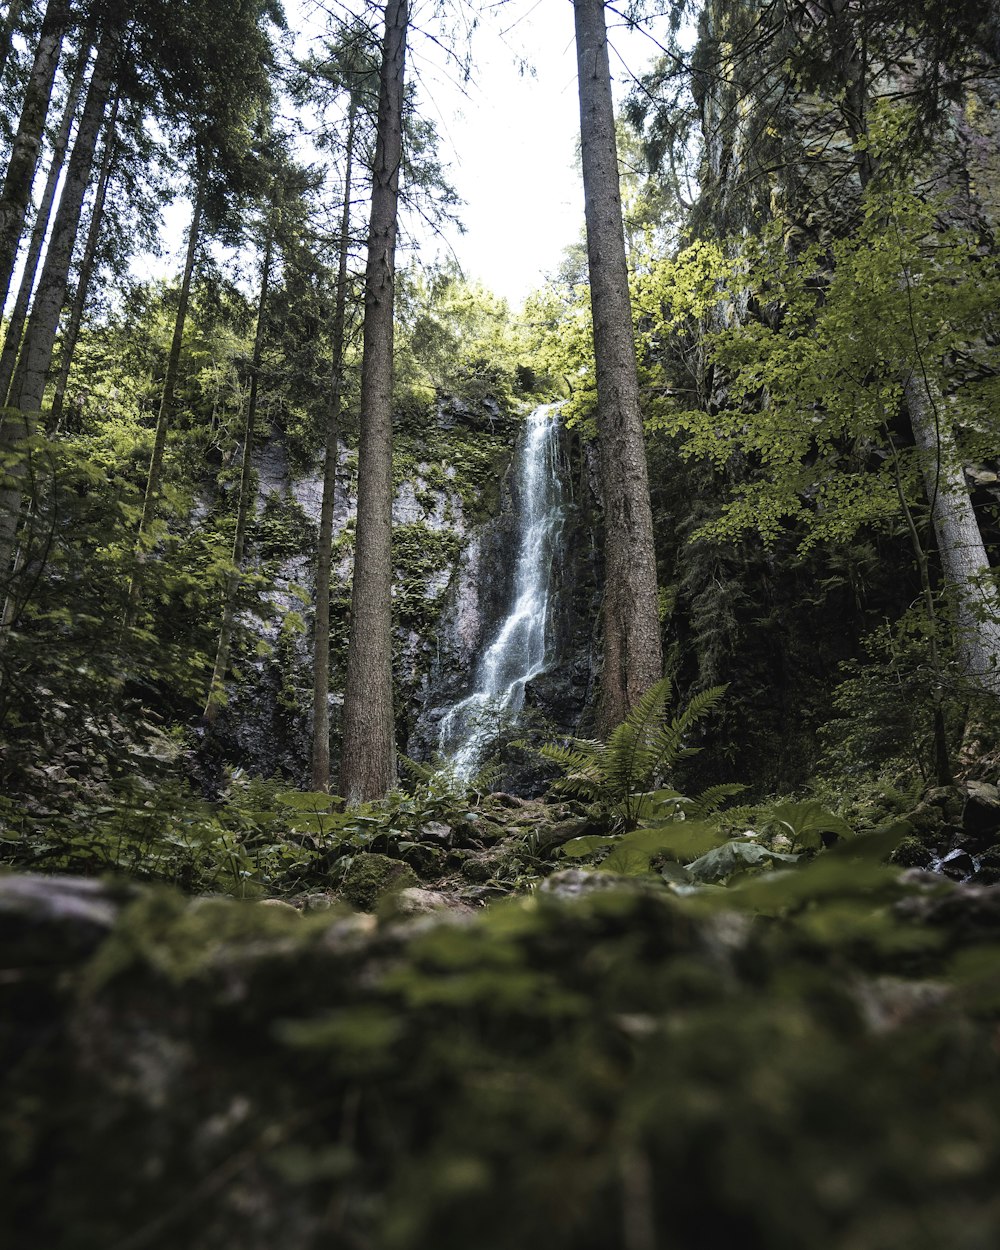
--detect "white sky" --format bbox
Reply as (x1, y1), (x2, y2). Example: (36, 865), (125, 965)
(129, 1), (670, 306)
(409, 0), (589, 302)
(297, 0), (670, 305)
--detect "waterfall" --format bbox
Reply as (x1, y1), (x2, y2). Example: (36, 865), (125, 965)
(439, 402), (564, 778)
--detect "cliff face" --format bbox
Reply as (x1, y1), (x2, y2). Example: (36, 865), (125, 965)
(205, 391), (511, 786)
(407, 415), (602, 783)
(209, 390), (601, 790)
(637, 0), (1000, 793)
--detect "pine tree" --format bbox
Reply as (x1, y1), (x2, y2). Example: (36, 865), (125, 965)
(0, 0), (71, 315)
(339, 0), (408, 803)
(573, 0), (662, 733)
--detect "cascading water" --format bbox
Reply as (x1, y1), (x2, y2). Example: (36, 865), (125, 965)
(439, 402), (565, 778)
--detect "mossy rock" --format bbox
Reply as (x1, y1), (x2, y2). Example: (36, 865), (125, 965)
(338, 853), (419, 912)
(459, 853), (504, 884)
(889, 835), (931, 869)
(398, 842), (447, 881)
(6, 872), (1000, 1248)
(923, 786), (965, 823)
(979, 844), (1000, 871)
(905, 803), (950, 837)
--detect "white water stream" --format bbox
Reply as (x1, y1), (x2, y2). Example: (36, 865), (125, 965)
(439, 403), (565, 778)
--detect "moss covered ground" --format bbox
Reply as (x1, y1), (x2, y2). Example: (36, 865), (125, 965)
(2, 795), (1000, 1249)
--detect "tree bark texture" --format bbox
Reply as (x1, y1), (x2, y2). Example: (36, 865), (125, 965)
(0, 43), (90, 406)
(339, 0), (407, 803)
(0, 28), (113, 587)
(202, 218), (274, 726)
(573, 0), (662, 733)
(0, 0), (69, 318)
(904, 371), (1000, 696)
(312, 98), (357, 792)
(124, 180), (203, 627)
(48, 84), (120, 428)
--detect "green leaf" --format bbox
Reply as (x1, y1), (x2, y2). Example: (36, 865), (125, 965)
(559, 834), (615, 859)
(686, 840), (800, 884)
(765, 800), (853, 849)
(626, 820), (727, 863)
(275, 790), (337, 814)
(599, 845), (655, 875)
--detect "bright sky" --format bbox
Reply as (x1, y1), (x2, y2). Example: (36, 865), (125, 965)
(409, 0), (588, 303)
(297, 0), (670, 305)
(130, 2), (669, 306)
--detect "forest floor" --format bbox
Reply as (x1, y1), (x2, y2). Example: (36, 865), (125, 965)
(2, 784), (1000, 1248)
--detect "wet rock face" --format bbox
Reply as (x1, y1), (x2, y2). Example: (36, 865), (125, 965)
(963, 780), (1000, 845)
(206, 392), (520, 786)
(410, 421), (601, 785)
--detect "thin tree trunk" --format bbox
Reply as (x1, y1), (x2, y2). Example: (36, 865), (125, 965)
(904, 370), (1000, 696)
(0, 0), (25, 83)
(0, 28), (113, 592)
(573, 0), (662, 733)
(202, 219), (274, 726)
(312, 99), (357, 792)
(124, 179), (203, 628)
(0, 42), (90, 405)
(339, 0), (407, 803)
(887, 433), (952, 785)
(0, 0), (69, 317)
(48, 84), (120, 427)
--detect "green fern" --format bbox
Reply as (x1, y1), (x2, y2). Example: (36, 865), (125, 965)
(540, 680), (729, 829)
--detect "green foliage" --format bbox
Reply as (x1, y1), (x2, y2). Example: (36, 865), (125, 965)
(541, 679), (730, 829)
(764, 799), (854, 851)
(338, 852), (419, 911)
(818, 611), (969, 783)
(685, 838), (800, 883)
(638, 170), (1000, 552)
(395, 267), (527, 409)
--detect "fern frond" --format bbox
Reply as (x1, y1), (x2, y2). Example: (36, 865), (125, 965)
(470, 761), (504, 795)
(685, 782), (747, 819)
(611, 677), (674, 796)
(399, 754), (444, 785)
(539, 740), (605, 799)
(648, 684), (728, 775)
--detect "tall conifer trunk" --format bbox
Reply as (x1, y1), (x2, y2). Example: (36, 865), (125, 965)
(202, 215), (274, 726)
(339, 0), (407, 803)
(573, 0), (662, 732)
(0, 28), (114, 591)
(0, 43), (90, 405)
(48, 85), (120, 427)
(312, 98), (357, 792)
(0, 0), (70, 317)
(124, 180), (203, 627)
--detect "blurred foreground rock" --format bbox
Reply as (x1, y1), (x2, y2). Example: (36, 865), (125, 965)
(1, 870), (999, 1250)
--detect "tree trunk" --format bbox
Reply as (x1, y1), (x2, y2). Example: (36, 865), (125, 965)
(202, 218), (274, 726)
(0, 42), (90, 406)
(0, 0), (25, 83)
(0, 0), (69, 318)
(312, 98), (357, 792)
(0, 28), (113, 591)
(124, 181), (203, 627)
(48, 84), (120, 427)
(904, 371), (1000, 696)
(339, 0), (407, 803)
(573, 0), (662, 733)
